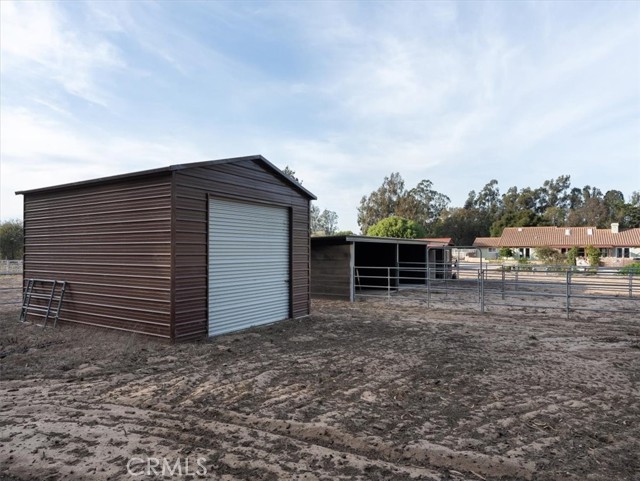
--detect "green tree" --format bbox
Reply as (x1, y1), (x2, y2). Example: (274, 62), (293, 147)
(620, 191), (640, 228)
(490, 210), (541, 237)
(310, 204), (338, 236)
(407, 179), (451, 228)
(537, 175), (571, 224)
(566, 186), (609, 227)
(603, 190), (625, 223)
(357, 173), (449, 234)
(499, 247), (514, 258)
(0, 219), (24, 260)
(585, 245), (601, 267)
(367, 216), (426, 239)
(535, 246), (565, 264)
(282, 166), (301, 183)
(455, 180), (502, 243)
(431, 207), (490, 246)
(489, 184), (544, 235)
(567, 246), (579, 266)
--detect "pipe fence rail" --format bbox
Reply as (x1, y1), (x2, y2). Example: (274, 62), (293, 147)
(0, 270), (23, 307)
(354, 261), (639, 318)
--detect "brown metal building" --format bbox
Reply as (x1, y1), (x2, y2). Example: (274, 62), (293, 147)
(16, 155), (315, 341)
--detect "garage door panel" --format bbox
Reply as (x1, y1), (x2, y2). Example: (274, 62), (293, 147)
(208, 198), (290, 336)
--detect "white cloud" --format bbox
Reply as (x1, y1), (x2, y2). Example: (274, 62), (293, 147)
(0, 0), (123, 106)
(0, 0), (638, 233)
(0, 107), (207, 220)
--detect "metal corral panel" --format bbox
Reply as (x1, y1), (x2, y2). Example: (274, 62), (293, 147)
(208, 198), (290, 336)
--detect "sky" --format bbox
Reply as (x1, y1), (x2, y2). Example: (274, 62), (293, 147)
(1, 0), (639, 232)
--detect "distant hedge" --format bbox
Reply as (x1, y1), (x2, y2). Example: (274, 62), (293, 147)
(619, 262), (640, 276)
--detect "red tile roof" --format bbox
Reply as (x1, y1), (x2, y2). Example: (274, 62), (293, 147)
(474, 226), (640, 248)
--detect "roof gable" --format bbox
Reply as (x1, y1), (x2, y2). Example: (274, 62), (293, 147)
(473, 237), (501, 248)
(16, 155), (316, 200)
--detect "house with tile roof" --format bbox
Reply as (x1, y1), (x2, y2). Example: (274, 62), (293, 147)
(473, 223), (640, 265)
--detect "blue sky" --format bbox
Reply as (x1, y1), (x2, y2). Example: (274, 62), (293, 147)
(1, 0), (639, 232)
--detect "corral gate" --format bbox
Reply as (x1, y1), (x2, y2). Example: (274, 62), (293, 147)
(208, 198), (290, 336)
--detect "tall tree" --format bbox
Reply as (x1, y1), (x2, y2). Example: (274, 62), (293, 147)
(367, 216), (426, 239)
(566, 185), (608, 227)
(538, 175), (571, 225)
(310, 204), (339, 236)
(0, 220), (23, 260)
(431, 208), (490, 246)
(621, 191), (640, 228)
(282, 166), (301, 183)
(474, 179), (502, 217)
(357, 173), (407, 233)
(490, 185), (542, 236)
(357, 173), (449, 234)
(603, 190), (625, 223)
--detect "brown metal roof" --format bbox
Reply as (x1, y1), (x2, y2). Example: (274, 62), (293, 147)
(473, 237), (501, 248)
(312, 235), (450, 247)
(475, 226), (640, 248)
(15, 154), (316, 200)
(417, 237), (454, 246)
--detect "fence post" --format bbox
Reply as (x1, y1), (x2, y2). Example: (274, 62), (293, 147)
(387, 267), (391, 301)
(515, 266), (519, 292)
(566, 270), (571, 319)
(501, 266), (505, 300)
(480, 268), (485, 313)
(630, 272), (633, 299)
(427, 262), (431, 308)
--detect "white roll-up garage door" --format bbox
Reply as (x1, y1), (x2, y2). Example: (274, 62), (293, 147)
(208, 198), (290, 336)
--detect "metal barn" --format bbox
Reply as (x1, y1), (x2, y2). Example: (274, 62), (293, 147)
(311, 235), (452, 300)
(16, 155), (315, 341)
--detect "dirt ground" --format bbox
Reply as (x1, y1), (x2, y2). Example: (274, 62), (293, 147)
(1, 297), (639, 481)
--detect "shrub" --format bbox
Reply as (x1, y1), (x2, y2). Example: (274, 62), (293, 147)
(517, 258), (534, 271)
(499, 247), (513, 258)
(585, 245), (601, 267)
(567, 246), (579, 266)
(619, 262), (640, 276)
(535, 246), (565, 264)
(367, 216), (426, 239)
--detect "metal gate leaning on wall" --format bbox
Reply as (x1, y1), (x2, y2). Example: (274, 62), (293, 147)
(208, 198), (290, 336)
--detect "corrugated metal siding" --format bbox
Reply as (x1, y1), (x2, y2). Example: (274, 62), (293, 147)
(311, 243), (352, 299)
(173, 160), (311, 341)
(22, 176), (173, 339)
(208, 199), (289, 336)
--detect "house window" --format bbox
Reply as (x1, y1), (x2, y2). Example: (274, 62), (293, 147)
(488, 248), (496, 253)
(519, 248), (531, 258)
(616, 248), (630, 258)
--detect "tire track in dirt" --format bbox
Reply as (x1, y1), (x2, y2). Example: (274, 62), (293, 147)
(2, 301), (639, 480)
(1, 381), (464, 481)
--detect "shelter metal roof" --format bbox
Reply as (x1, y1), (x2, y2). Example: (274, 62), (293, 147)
(312, 235), (448, 246)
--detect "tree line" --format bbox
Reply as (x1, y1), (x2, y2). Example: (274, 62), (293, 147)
(357, 173), (640, 245)
(3, 170), (634, 258)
